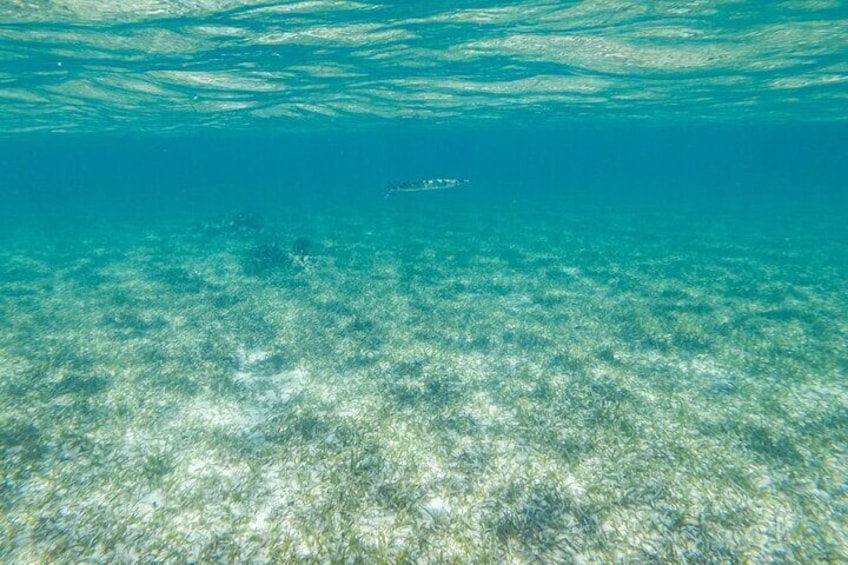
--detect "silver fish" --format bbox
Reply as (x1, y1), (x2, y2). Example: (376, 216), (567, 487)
(385, 178), (469, 198)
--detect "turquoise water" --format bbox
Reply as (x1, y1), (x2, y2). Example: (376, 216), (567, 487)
(2, 2), (848, 563)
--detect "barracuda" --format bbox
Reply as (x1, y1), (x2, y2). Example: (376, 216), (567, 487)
(385, 178), (469, 198)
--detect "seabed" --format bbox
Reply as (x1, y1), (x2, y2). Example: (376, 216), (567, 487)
(1, 199), (846, 563)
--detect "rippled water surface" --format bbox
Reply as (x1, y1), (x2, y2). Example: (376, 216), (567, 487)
(2, 0), (847, 133)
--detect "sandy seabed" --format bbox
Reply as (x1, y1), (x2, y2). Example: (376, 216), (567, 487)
(1, 198), (846, 563)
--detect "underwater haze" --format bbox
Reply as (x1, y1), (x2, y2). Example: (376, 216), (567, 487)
(2, 1), (848, 563)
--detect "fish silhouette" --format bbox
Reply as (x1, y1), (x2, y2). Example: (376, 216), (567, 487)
(385, 178), (469, 198)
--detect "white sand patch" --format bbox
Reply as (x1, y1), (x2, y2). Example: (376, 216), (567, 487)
(465, 391), (514, 430)
(236, 345), (271, 368)
(421, 496), (451, 524)
(135, 489), (166, 521)
(180, 398), (267, 432)
(233, 346), (309, 403)
(356, 508), (414, 550)
(247, 505), (275, 531)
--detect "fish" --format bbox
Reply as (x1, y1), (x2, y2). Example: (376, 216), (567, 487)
(385, 178), (469, 198)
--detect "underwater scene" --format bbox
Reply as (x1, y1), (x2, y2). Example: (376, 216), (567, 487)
(2, 2), (848, 564)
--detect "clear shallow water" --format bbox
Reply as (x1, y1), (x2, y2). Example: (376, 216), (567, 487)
(2, 1), (848, 563)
